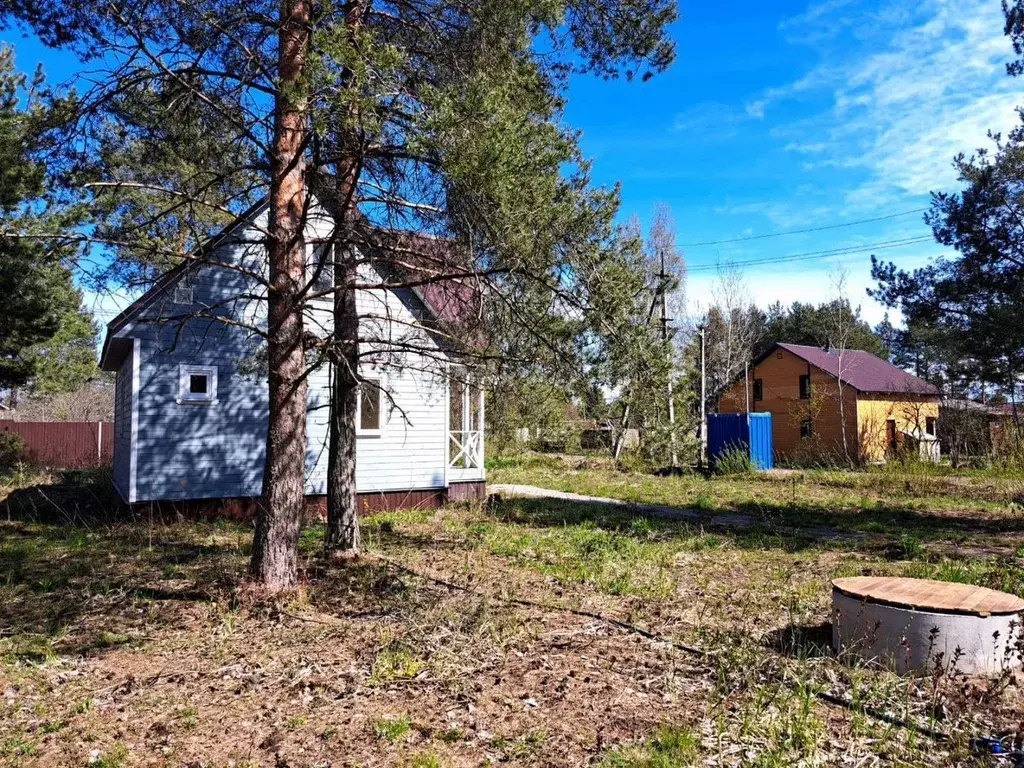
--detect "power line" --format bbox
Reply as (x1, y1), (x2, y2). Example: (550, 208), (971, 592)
(687, 235), (934, 273)
(679, 208), (928, 248)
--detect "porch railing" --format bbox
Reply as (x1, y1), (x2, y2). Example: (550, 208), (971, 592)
(449, 429), (483, 470)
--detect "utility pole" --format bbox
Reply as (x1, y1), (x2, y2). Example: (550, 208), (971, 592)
(657, 246), (678, 467)
(699, 324), (707, 469)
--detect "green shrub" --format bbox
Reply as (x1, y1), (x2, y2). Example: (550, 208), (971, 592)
(712, 445), (753, 476)
(0, 432), (26, 469)
(616, 449), (654, 474)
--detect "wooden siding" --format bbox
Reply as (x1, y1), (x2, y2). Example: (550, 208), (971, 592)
(857, 394), (939, 462)
(108, 201), (464, 504)
(720, 347), (858, 461)
(304, 284), (450, 495)
(447, 480), (487, 503)
(113, 347), (133, 496)
(0, 421), (114, 469)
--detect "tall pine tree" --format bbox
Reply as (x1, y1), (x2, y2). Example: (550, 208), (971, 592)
(0, 45), (91, 400)
(2, 0), (679, 582)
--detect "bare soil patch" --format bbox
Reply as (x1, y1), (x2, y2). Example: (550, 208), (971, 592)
(2, 468), (1023, 766)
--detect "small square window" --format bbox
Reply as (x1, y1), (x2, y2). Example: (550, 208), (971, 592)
(753, 378), (763, 402)
(173, 283), (194, 304)
(178, 365), (217, 404)
(357, 378), (383, 435)
(926, 416), (937, 436)
(799, 374), (811, 400)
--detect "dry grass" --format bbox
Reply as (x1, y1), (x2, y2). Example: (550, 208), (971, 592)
(1, 463), (1022, 766)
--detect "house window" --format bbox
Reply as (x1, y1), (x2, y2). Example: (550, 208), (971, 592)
(753, 378), (763, 402)
(799, 374), (811, 400)
(800, 419), (813, 439)
(172, 283), (194, 304)
(177, 365), (217, 405)
(309, 241), (333, 294)
(357, 378), (383, 435)
(926, 416), (937, 436)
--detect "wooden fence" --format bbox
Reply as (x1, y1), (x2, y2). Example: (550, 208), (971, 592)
(0, 421), (114, 469)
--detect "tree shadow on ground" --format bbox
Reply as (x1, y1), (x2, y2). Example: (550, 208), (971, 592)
(732, 498), (1024, 539)
(484, 494), (1024, 553)
(762, 622), (835, 660)
(2, 468), (131, 526)
(481, 497), (877, 555)
(0, 518), (249, 656)
(0, 512), (465, 666)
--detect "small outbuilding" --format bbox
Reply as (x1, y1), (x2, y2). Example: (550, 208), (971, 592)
(99, 196), (486, 514)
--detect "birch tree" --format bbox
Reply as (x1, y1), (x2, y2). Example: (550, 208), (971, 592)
(687, 264), (764, 419)
(827, 268), (855, 466)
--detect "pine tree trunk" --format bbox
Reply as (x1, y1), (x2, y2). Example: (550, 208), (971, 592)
(325, 0), (366, 554)
(325, 245), (360, 553)
(250, 0), (312, 589)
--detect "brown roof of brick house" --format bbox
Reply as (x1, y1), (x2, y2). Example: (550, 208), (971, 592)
(774, 343), (940, 396)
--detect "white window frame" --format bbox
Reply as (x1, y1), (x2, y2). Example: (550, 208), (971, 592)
(356, 376), (385, 437)
(172, 282), (194, 305)
(177, 364), (218, 405)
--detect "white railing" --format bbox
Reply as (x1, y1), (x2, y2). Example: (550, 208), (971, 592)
(449, 429), (483, 470)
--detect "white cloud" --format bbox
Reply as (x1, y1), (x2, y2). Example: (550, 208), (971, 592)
(672, 101), (754, 138)
(760, 0), (1020, 205)
(684, 236), (944, 328)
(687, 259), (906, 326)
(784, 141), (829, 154)
(711, 199), (846, 229)
(81, 287), (140, 351)
(778, 0), (860, 42)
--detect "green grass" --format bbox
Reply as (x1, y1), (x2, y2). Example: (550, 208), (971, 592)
(177, 705), (199, 731)
(373, 715), (412, 743)
(2, 457), (1019, 767)
(489, 455), (1024, 540)
(600, 725), (700, 767)
(369, 639), (427, 684)
(88, 744), (130, 768)
(469, 517), (680, 598)
(405, 752), (444, 768)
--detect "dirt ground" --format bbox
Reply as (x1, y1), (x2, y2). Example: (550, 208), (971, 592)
(2, 467), (1024, 766)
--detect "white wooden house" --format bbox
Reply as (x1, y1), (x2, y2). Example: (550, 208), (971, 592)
(99, 198), (485, 513)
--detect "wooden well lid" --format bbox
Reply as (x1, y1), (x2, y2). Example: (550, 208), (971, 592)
(833, 576), (1024, 617)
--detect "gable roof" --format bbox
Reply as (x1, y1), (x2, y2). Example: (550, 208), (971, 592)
(370, 229), (482, 330)
(98, 198), (269, 370)
(98, 196), (479, 368)
(770, 343), (940, 396)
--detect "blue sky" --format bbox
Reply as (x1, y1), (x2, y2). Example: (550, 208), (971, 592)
(4, 0), (1021, 327)
(563, 0), (1022, 324)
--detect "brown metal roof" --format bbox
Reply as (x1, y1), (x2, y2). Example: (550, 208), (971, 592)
(833, 576), (1024, 617)
(776, 343), (940, 396)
